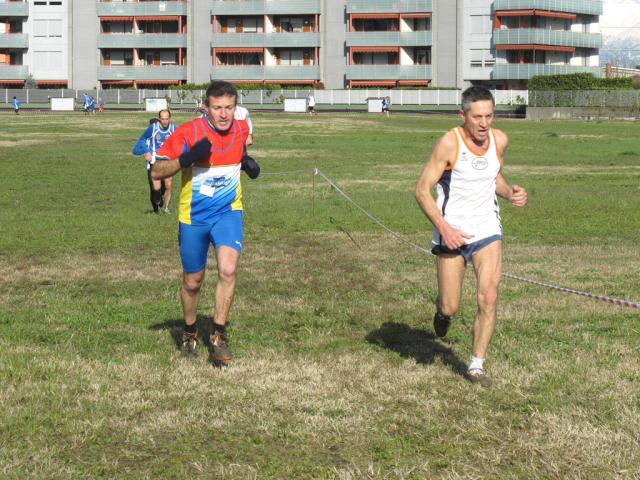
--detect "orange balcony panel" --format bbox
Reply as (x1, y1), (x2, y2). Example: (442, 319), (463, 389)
(351, 13), (399, 19)
(351, 46), (399, 53)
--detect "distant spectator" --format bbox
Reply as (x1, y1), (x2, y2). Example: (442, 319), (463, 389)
(306, 92), (316, 115)
(382, 96), (391, 118)
(12, 96), (20, 115)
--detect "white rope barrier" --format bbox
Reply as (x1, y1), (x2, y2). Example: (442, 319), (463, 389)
(260, 167), (640, 310)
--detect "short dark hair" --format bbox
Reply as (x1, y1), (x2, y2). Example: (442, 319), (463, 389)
(158, 108), (171, 118)
(461, 86), (494, 113)
(205, 81), (238, 105)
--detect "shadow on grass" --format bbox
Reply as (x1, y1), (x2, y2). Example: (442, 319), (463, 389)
(149, 315), (212, 350)
(366, 322), (467, 378)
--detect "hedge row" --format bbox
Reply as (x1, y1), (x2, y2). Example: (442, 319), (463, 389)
(528, 73), (634, 91)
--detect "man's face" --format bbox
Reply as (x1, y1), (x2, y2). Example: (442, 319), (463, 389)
(459, 99), (494, 145)
(158, 112), (171, 129)
(205, 94), (237, 132)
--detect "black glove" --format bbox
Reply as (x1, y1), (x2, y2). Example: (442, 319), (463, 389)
(241, 154), (260, 179)
(179, 138), (211, 168)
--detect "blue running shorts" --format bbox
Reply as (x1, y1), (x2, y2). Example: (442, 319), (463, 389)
(178, 210), (243, 273)
(431, 234), (502, 264)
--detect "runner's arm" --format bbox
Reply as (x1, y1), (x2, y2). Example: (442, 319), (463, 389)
(132, 125), (153, 155)
(415, 132), (471, 249)
(493, 130), (527, 207)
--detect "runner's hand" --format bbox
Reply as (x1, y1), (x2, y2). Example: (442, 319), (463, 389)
(179, 138), (211, 168)
(440, 222), (471, 250)
(509, 185), (527, 207)
(241, 154), (260, 179)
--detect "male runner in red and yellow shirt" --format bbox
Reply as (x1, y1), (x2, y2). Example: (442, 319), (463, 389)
(152, 81), (251, 363)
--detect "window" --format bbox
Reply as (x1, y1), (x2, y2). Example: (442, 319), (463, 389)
(414, 48), (431, 65)
(470, 15), (491, 34)
(243, 18), (258, 33)
(470, 49), (494, 68)
(33, 50), (62, 69)
(33, 19), (63, 38)
(49, 19), (62, 37)
(34, 19), (47, 37)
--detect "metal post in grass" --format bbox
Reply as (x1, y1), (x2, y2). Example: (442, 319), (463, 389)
(312, 163), (316, 218)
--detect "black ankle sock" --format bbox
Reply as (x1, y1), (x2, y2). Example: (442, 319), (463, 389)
(184, 323), (197, 335)
(212, 323), (226, 335)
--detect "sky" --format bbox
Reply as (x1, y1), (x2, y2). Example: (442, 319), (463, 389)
(601, 0), (640, 40)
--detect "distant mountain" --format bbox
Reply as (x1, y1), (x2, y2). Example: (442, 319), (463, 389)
(600, 36), (640, 68)
(600, 0), (640, 67)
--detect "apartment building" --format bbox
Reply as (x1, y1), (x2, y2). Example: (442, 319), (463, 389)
(0, 0), (602, 90)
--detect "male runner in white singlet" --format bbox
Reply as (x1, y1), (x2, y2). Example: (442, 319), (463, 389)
(415, 86), (527, 387)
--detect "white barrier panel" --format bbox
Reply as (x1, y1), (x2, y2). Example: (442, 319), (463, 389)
(367, 98), (383, 113)
(145, 98), (168, 112)
(51, 98), (75, 111)
(284, 98), (307, 112)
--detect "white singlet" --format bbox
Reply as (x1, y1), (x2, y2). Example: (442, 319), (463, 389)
(432, 127), (503, 247)
(234, 106), (253, 134)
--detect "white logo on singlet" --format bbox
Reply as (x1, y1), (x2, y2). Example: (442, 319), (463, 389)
(472, 157), (488, 170)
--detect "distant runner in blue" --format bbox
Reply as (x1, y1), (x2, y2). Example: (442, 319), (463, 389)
(132, 109), (176, 213)
(12, 96), (20, 115)
(82, 94), (96, 114)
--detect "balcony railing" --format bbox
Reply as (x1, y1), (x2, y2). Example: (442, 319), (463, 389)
(346, 31), (431, 47)
(493, 29), (602, 49)
(0, 33), (28, 49)
(493, 0), (602, 16)
(346, 64), (432, 80)
(0, 64), (29, 79)
(346, 0), (433, 14)
(491, 63), (601, 79)
(0, 1), (28, 16)
(98, 34), (187, 49)
(211, 0), (321, 15)
(97, 65), (187, 80)
(97, 1), (188, 17)
(210, 65), (320, 81)
(211, 32), (320, 48)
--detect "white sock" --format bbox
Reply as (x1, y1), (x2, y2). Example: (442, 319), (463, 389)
(469, 356), (485, 371)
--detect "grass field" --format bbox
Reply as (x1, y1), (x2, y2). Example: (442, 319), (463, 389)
(1, 111), (639, 479)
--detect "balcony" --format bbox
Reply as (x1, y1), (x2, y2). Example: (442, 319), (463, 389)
(211, 32), (320, 48)
(493, 0), (602, 16)
(0, 33), (28, 49)
(494, 29), (602, 49)
(97, 1), (188, 17)
(346, 0), (432, 14)
(0, 64), (29, 80)
(97, 65), (187, 81)
(210, 65), (320, 81)
(98, 34), (187, 49)
(491, 63), (601, 79)
(0, 1), (28, 16)
(211, 0), (321, 15)
(346, 64), (432, 80)
(346, 31), (431, 47)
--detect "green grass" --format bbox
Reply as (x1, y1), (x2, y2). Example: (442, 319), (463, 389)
(0, 112), (639, 479)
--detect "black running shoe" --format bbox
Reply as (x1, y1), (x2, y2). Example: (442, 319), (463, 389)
(180, 332), (198, 358)
(210, 331), (233, 362)
(433, 311), (452, 338)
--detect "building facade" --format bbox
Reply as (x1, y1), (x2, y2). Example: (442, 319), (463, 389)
(0, 0), (602, 90)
